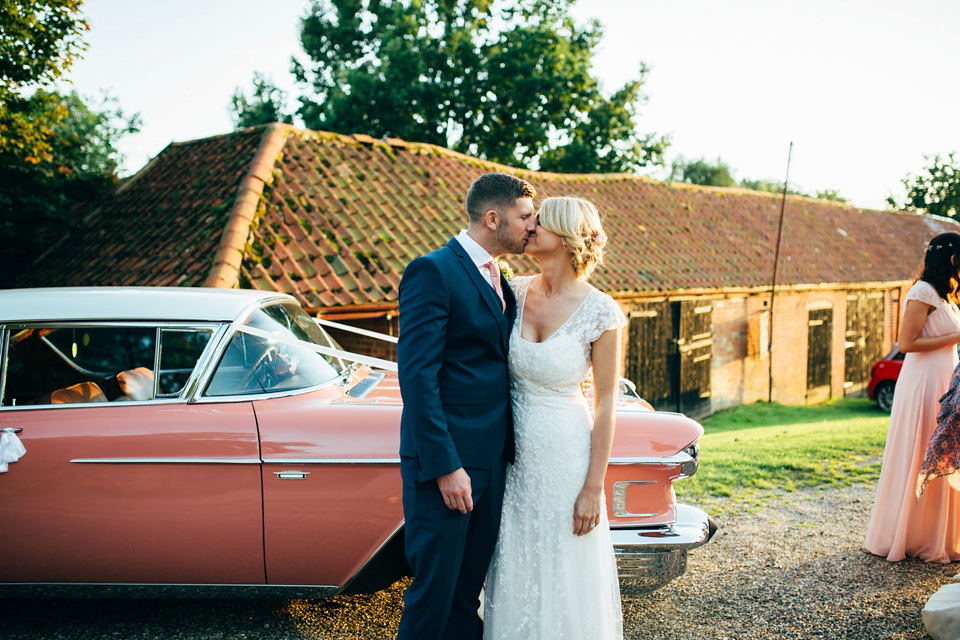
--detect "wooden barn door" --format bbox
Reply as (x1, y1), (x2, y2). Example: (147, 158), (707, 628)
(626, 301), (676, 411)
(677, 301), (713, 416)
(626, 300), (712, 415)
(844, 292), (884, 393)
(807, 307), (833, 401)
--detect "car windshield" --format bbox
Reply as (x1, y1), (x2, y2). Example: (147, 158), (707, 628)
(205, 302), (344, 396)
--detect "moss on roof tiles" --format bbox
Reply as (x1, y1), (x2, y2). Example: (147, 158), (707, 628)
(26, 124), (960, 308)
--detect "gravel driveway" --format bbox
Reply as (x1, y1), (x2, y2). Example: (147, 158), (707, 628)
(4, 484), (956, 639)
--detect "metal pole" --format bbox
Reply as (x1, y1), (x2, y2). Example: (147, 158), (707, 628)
(769, 142), (793, 403)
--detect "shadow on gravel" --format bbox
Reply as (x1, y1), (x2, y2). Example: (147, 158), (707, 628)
(2, 581), (409, 640)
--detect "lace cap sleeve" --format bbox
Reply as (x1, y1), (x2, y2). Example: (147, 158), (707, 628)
(584, 291), (627, 344)
(508, 275), (535, 297)
(906, 280), (944, 308)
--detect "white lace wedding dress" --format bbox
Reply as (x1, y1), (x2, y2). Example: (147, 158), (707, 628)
(484, 275), (626, 640)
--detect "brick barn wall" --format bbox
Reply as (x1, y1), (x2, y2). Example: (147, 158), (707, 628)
(710, 295), (774, 411)
(710, 296), (748, 412)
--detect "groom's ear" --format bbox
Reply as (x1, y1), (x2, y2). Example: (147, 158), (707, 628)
(483, 208), (500, 231)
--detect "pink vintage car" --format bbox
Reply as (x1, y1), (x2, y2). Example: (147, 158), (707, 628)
(0, 287), (714, 597)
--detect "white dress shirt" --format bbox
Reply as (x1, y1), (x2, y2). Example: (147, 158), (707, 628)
(456, 230), (498, 286)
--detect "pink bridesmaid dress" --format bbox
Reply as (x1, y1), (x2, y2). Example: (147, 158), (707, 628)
(864, 280), (960, 563)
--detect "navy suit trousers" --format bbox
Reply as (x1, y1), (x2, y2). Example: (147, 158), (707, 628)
(396, 457), (507, 640)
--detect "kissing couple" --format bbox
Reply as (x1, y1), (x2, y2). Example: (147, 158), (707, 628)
(397, 173), (626, 639)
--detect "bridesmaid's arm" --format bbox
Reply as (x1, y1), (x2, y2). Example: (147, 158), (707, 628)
(899, 299), (960, 353)
(573, 327), (621, 536)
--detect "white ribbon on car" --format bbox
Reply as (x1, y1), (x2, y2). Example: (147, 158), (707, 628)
(236, 325), (399, 373)
(0, 428), (26, 473)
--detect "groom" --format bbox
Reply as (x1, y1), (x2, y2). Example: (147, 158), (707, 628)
(396, 173), (537, 639)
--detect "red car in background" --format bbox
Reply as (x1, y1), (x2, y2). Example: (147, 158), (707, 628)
(867, 346), (904, 412)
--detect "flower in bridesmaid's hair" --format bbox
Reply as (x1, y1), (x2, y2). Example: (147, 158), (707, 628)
(589, 230), (607, 249)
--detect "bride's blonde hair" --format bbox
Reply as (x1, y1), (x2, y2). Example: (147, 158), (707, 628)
(537, 196), (607, 279)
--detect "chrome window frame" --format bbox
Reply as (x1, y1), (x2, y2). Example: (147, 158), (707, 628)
(0, 326), (8, 406)
(0, 321), (226, 410)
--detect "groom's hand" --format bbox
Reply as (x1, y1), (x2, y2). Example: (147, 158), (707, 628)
(438, 468), (473, 513)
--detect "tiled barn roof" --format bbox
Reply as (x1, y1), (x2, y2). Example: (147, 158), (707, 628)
(21, 123), (958, 310)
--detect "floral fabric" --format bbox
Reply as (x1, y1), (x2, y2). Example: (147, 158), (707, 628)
(918, 362), (960, 497)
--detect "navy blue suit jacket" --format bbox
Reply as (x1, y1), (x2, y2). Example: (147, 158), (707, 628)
(398, 237), (517, 482)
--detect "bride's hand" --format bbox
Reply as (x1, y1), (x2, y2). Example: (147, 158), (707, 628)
(573, 486), (603, 536)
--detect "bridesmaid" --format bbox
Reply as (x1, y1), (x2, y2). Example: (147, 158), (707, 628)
(864, 232), (960, 563)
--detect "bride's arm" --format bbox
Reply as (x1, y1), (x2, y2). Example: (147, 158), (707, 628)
(573, 327), (621, 536)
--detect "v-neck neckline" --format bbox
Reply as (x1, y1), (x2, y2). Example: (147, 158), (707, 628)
(517, 278), (594, 344)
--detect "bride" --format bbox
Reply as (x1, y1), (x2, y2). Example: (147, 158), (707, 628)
(484, 196), (625, 639)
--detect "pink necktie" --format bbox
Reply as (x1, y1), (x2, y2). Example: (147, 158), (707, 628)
(484, 261), (506, 312)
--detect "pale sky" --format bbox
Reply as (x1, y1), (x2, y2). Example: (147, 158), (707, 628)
(59, 0), (960, 211)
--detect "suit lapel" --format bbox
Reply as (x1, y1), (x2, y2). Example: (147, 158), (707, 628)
(448, 239), (509, 342)
(502, 274), (517, 338)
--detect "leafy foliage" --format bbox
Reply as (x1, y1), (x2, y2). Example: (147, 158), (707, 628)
(670, 156), (737, 188)
(233, 0), (666, 172)
(0, 0), (88, 163)
(888, 152), (960, 218)
(230, 72), (294, 129)
(1, 91), (140, 285)
(671, 156), (847, 202)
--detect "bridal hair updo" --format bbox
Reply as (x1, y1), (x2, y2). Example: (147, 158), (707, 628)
(919, 232), (960, 303)
(537, 196), (608, 279)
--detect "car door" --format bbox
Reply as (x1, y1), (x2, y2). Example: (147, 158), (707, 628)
(0, 324), (265, 585)
(201, 301), (405, 589)
(254, 392), (404, 588)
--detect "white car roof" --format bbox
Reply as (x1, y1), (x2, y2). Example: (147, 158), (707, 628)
(0, 287), (297, 324)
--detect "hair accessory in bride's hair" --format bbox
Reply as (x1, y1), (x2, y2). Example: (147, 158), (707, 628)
(927, 243), (955, 252)
(589, 230), (607, 249)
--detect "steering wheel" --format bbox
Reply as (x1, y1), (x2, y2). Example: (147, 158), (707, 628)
(238, 347), (278, 391)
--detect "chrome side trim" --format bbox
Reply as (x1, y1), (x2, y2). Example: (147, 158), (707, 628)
(261, 458), (401, 465)
(0, 583), (340, 599)
(608, 452), (694, 466)
(71, 458), (262, 465)
(71, 457), (402, 465)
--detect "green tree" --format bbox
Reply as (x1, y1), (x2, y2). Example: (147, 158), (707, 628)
(740, 178), (806, 196)
(1, 90), (140, 285)
(670, 157), (848, 203)
(670, 156), (737, 187)
(814, 189), (847, 203)
(0, 0), (88, 163)
(888, 152), (960, 218)
(230, 72), (294, 129)
(238, 0), (666, 172)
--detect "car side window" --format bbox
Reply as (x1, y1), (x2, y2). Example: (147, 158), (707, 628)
(1, 325), (213, 407)
(158, 328), (213, 397)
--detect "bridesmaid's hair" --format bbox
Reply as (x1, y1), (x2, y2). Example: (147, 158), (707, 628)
(536, 196), (607, 279)
(919, 232), (960, 303)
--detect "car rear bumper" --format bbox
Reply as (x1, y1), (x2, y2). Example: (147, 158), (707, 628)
(612, 503), (717, 594)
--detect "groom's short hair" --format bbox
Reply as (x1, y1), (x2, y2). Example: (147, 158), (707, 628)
(466, 173), (536, 224)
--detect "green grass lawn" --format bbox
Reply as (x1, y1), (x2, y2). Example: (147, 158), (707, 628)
(673, 397), (891, 514)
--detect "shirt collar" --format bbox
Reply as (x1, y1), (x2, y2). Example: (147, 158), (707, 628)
(456, 229), (496, 267)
